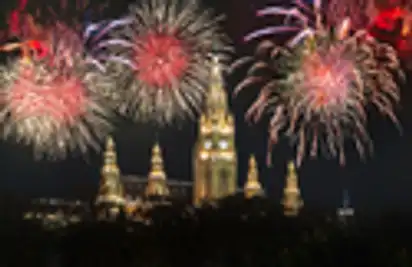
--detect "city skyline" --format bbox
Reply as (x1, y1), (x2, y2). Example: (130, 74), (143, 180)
(0, 0), (411, 215)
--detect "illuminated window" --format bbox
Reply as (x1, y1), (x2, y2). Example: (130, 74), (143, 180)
(204, 140), (212, 149)
(218, 140), (228, 149)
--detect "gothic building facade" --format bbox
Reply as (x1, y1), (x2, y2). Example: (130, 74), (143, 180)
(21, 55), (335, 224)
(193, 55), (237, 205)
(92, 55), (303, 216)
(98, 55), (240, 206)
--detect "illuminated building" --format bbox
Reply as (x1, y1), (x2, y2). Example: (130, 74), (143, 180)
(23, 198), (87, 228)
(244, 155), (264, 199)
(23, 54), (244, 223)
(193, 55), (237, 206)
(120, 55), (238, 204)
(282, 161), (303, 217)
(145, 142), (170, 197)
(95, 136), (125, 219)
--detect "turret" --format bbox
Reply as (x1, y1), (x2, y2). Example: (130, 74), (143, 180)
(244, 155), (264, 199)
(95, 136), (125, 219)
(282, 161), (303, 217)
(145, 142), (169, 197)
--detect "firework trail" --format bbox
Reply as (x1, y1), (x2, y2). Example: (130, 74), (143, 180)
(326, 0), (375, 31)
(233, 0), (403, 166)
(325, 0), (411, 35)
(86, 0), (231, 123)
(0, 23), (113, 160)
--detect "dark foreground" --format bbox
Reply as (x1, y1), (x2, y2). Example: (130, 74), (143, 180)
(2, 197), (412, 267)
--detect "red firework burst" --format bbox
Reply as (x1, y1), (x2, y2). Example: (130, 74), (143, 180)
(135, 33), (189, 88)
(368, 5), (412, 64)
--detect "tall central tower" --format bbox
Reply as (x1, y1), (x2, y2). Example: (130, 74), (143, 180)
(193, 55), (237, 206)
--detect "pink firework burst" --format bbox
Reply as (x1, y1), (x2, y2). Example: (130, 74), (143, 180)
(325, 0), (376, 31)
(0, 23), (112, 160)
(135, 33), (189, 88)
(9, 66), (86, 124)
(234, 1), (403, 167)
(298, 48), (358, 110)
(98, 0), (231, 123)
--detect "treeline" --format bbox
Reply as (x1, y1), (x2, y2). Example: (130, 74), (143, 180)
(1, 196), (412, 267)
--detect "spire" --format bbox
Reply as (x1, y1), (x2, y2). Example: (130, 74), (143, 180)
(149, 143), (165, 179)
(145, 142), (170, 197)
(282, 161), (303, 217)
(205, 55), (228, 120)
(96, 136), (125, 206)
(244, 155), (264, 199)
(104, 136), (116, 165)
(211, 55), (224, 85)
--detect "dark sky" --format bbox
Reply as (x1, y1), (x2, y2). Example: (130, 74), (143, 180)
(0, 0), (411, 215)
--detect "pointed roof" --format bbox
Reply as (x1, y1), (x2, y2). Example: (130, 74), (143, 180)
(106, 136), (114, 150)
(149, 142), (166, 180)
(246, 155), (259, 184)
(102, 135), (118, 166)
(96, 136), (124, 205)
(205, 54), (228, 116)
(287, 160), (296, 174)
(284, 161), (299, 191)
(244, 155), (263, 198)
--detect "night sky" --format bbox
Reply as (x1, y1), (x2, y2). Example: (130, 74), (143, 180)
(0, 0), (411, 215)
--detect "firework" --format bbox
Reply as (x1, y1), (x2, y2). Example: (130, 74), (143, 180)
(1, 0), (106, 63)
(325, 0), (375, 31)
(367, 5), (412, 67)
(6, 0), (103, 33)
(234, 0), (402, 166)
(0, 23), (113, 159)
(87, 0), (231, 123)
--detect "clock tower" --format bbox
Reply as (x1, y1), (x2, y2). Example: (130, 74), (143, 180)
(193, 55), (237, 206)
